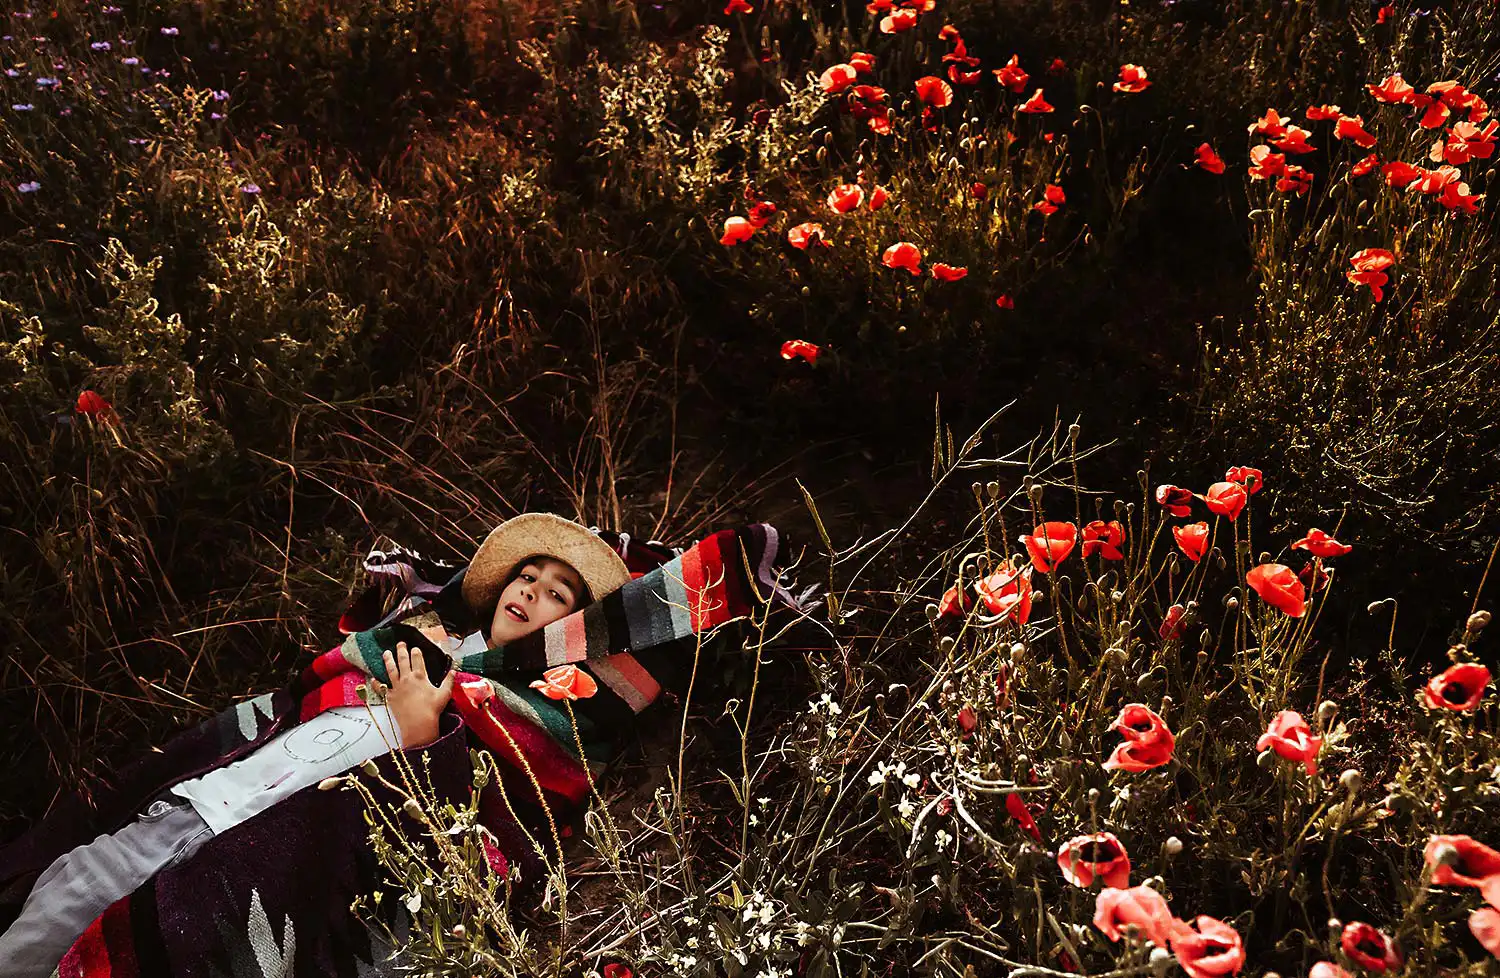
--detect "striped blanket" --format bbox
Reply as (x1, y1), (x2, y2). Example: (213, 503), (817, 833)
(294, 523), (798, 805)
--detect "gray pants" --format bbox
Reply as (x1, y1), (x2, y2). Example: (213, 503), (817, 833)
(0, 795), (214, 978)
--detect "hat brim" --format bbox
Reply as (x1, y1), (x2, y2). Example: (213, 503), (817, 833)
(460, 513), (632, 617)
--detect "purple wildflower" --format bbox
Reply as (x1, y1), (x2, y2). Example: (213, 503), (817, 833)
(122, 57), (138, 66)
(91, 41), (111, 51)
(4, 69), (19, 78)
(159, 26), (179, 36)
(212, 89), (230, 101)
(240, 183), (262, 195)
(103, 4), (122, 12)
(12, 103), (34, 111)
(34, 77), (58, 88)
(210, 111), (223, 120)
(17, 181), (41, 193)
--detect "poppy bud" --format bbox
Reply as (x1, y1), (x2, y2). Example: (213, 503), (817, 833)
(318, 776), (346, 791)
(1087, 787), (1100, 803)
(1339, 769), (1363, 793)
(1225, 596), (1239, 611)
(402, 798), (424, 820)
(986, 480), (1001, 498)
(1149, 947), (1174, 976)
(1010, 642), (1026, 660)
(1256, 749), (1276, 770)
(925, 603), (940, 621)
(1429, 842), (1460, 867)
(1162, 836), (1184, 858)
(361, 759), (380, 776)
(938, 636), (956, 653)
(1057, 729), (1071, 748)
(1467, 610), (1491, 632)
(1317, 700), (1337, 723)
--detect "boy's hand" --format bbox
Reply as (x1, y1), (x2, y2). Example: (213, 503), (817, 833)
(380, 640), (455, 748)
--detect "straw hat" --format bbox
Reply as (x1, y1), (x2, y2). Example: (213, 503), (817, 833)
(460, 513), (631, 616)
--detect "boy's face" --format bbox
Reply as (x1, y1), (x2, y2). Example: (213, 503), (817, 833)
(488, 556), (584, 646)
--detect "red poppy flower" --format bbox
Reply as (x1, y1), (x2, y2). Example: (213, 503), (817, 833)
(1103, 704), (1175, 772)
(849, 51), (876, 74)
(1203, 481), (1248, 520)
(1424, 834), (1500, 892)
(1155, 484), (1194, 517)
(1438, 180), (1482, 215)
(1082, 520), (1126, 560)
(1250, 107), (1290, 139)
(866, 0), (892, 11)
(1291, 528), (1351, 557)
(1159, 604), (1186, 641)
(1031, 183), (1065, 217)
(956, 704), (977, 738)
(1225, 466), (1263, 494)
(780, 339), (821, 365)
(1381, 160), (1422, 188)
(1299, 561), (1334, 594)
(1334, 114), (1377, 148)
(881, 241), (923, 276)
(1272, 124), (1317, 154)
(1046, 57), (1068, 76)
(1351, 153), (1381, 177)
(1276, 165), (1314, 195)
(915, 75), (953, 108)
(787, 222), (829, 250)
(1310, 964), (1352, 978)
(1367, 73), (1416, 104)
(602, 965), (634, 978)
(942, 38), (979, 69)
(974, 559), (1034, 624)
(720, 216), (755, 245)
(970, 182), (989, 199)
(1247, 145), (1287, 180)
(937, 23), (961, 41)
(938, 584), (971, 618)
(827, 183), (864, 213)
(1256, 710), (1322, 776)
(1058, 832), (1131, 888)
(1112, 64), (1150, 93)
(995, 294), (1015, 309)
(1173, 522), (1211, 563)
(746, 200), (777, 228)
(820, 64), (858, 94)
(1246, 563), (1306, 617)
(1409, 92), (1451, 130)
(867, 185), (889, 210)
(1306, 104), (1342, 121)
(1169, 916), (1246, 978)
(75, 389), (113, 416)
(930, 263), (967, 281)
(993, 55), (1028, 92)
(1347, 247), (1395, 302)
(1422, 662), (1492, 711)
(1413, 164), (1462, 195)
(1020, 521), (1077, 572)
(1340, 922), (1401, 972)
(723, 0), (752, 12)
(530, 664), (598, 701)
(1018, 88), (1053, 113)
(948, 64), (981, 86)
(1093, 885), (1173, 946)
(1470, 908), (1500, 959)
(879, 8), (918, 33)
(1005, 792), (1042, 843)
(1193, 143), (1226, 174)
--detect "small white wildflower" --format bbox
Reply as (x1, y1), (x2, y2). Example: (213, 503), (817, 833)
(896, 794), (917, 819)
(821, 693), (842, 715)
(824, 723), (838, 738)
(934, 828), (953, 849)
(685, 935), (700, 949)
(794, 921), (815, 947)
(902, 770), (921, 790)
(757, 796), (772, 807)
(748, 814), (760, 826)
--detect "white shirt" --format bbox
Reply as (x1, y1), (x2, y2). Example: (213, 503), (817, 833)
(170, 704), (403, 835)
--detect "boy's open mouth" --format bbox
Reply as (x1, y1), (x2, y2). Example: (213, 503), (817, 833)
(504, 603), (529, 623)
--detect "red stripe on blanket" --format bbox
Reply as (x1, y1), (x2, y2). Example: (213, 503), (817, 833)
(451, 674), (591, 805)
(100, 898), (138, 978)
(68, 907), (111, 977)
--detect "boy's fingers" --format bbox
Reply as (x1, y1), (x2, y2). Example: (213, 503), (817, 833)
(409, 646), (427, 679)
(437, 670), (455, 698)
(382, 649), (397, 680)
